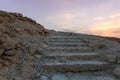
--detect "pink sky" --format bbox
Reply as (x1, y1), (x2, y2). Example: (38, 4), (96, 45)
(0, 0), (120, 38)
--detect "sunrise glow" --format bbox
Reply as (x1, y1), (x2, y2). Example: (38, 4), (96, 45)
(0, 0), (120, 38)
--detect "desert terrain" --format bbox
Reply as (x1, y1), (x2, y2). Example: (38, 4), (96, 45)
(0, 11), (120, 80)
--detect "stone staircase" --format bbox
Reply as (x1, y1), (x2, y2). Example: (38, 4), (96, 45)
(43, 35), (112, 72)
(42, 35), (116, 80)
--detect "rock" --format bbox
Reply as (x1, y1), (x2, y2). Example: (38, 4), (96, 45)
(89, 41), (106, 49)
(0, 62), (3, 67)
(106, 55), (117, 63)
(36, 48), (44, 55)
(0, 37), (6, 44)
(52, 74), (68, 80)
(94, 76), (116, 80)
(12, 77), (23, 80)
(0, 49), (4, 55)
(4, 49), (17, 56)
(15, 28), (21, 32)
(0, 42), (17, 50)
(2, 55), (14, 60)
(1, 55), (17, 63)
(42, 44), (48, 49)
(0, 49), (18, 67)
(2, 59), (10, 66)
(41, 75), (48, 80)
(21, 62), (36, 79)
(19, 41), (27, 46)
(24, 28), (33, 35)
(117, 57), (120, 64)
(35, 55), (42, 59)
(113, 66), (120, 78)
(29, 47), (37, 55)
(66, 72), (73, 78)
(0, 10), (48, 80)
(0, 77), (7, 80)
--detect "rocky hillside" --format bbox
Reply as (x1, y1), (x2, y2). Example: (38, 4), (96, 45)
(0, 11), (48, 37)
(0, 11), (49, 80)
(0, 11), (120, 80)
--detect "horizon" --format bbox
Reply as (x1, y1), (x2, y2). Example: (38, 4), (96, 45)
(0, 0), (120, 38)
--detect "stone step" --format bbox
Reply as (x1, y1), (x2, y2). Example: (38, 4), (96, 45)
(45, 53), (99, 60)
(48, 43), (88, 47)
(51, 74), (116, 80)
(47, 47), (91, 52)
(43, 61), (111, 72)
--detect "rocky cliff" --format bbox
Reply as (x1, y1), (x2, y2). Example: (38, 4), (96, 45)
(0, 11), (48, 80)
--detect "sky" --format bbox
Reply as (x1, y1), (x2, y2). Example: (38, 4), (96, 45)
(0, 0), (120, 38)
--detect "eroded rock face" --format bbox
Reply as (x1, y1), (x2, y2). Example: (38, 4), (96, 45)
(0, 10), (49, 39)
(0, 10), (48, 80)
(0, 40), (18, 67)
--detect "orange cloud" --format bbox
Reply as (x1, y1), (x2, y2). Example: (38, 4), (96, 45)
(90, 21), (120, 37)
(90, 13), (120, 38)
(109, 13), (120, 18)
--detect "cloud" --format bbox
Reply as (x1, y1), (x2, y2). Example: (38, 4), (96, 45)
(109, 13), (120, 18)
(108, 13), (120, 20)
(45, 12), (120, 38)
(95, 17), (106, 21)
(43, 11), (87, 31)
(50, 13), (77, 21)
(89, 19), (120, 37)
(91, 13), (120, 37)
(95, 13), (120, 21)
(62, 25), (75, 29)
(46, 12), (86, 22)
